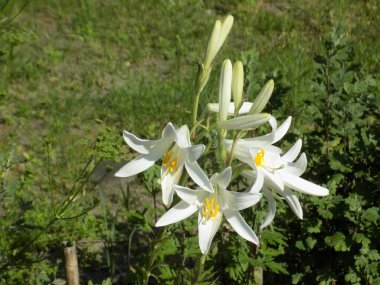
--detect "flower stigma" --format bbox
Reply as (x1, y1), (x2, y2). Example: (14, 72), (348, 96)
(254, 149), (265, 167)
(202, 196), (220, 222)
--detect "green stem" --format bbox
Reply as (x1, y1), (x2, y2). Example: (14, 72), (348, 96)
(226, 131), (240, 166)
(192, 91), (201, 129)
(143, 228), (167, 285)
(192, 253), (206, 285)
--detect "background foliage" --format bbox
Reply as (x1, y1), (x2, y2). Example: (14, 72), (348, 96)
(0, 0), (379, 284)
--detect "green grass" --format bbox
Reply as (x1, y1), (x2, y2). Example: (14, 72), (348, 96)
(2, 0), (377, 144)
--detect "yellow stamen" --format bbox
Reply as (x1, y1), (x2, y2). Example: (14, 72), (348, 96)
(163, 150), (173, 167)
(254, 149), (265, 167)
(161, 150), (180, 182)
(202, 196), (220, 220)
(169, 157), (178, 173)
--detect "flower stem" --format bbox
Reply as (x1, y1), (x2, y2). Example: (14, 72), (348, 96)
(143, 227), (167, 285)
(192, 253), (207, 285)
(226, 131), (240, 166)
(192, 90), (201, 129)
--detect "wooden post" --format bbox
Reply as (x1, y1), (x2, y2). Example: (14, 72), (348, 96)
(64, 242), (80, 285)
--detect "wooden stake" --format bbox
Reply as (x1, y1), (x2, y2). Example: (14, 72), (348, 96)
(64, 242), (80, 285)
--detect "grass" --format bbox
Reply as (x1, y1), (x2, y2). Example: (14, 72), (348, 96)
(0, 0), (379, 283)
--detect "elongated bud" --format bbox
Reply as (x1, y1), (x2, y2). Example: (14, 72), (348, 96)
(232, 61), (244, 113)
(249, 79), (274, 114)
(218, 59), (232, 139)
(219, 59), (232, 123)
(204, 20), (221, 70)
(204, 15), (234, 71)
(216, 15), (234, 54)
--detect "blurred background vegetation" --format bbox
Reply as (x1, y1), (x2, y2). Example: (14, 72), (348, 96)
(0, 0), (379, 284)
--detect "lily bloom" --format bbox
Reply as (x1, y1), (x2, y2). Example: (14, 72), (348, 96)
(243, 138), (328, 228)
(224, 116), (292, 193)
(115, 123), (213, 206)
(156, 167), (262, 254)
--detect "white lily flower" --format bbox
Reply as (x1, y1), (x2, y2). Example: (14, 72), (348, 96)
(156, 167), (262, 254)
(225, 116), (293, 193)
(225, 117), (329, 228)
(242, 140), (305, 229)
(115, 123), (213, 206)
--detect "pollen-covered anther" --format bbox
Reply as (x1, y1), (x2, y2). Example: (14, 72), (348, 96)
(202, 197), (220, 220)
(162, 150), (173, 167)
(162, 151), (179, 174)
(169, 157), (178, 173)
(254, 149), (265, 167)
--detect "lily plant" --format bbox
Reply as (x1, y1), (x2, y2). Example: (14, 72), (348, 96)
(114, 14), (329, 283)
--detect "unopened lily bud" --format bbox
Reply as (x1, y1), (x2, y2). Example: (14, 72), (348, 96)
(219, 59), (232, 123)
(204, 20), (221, 70)
(249, 79), (274, 114)
(232, 61), (244, 113)
(216, 15), (234, 55)
(218, 59), (232, 139)
(204, 15), (234, 71)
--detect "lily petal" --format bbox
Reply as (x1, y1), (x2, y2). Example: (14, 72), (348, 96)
(224, 210), (259, 244)
(207, 102), (253, 116)
(282, 139), (302, 162)
(198, 211), (223, 254)
(155, 201), (198, 227)
(282, 187), (303, 219)
(261, 168), (284, 192)
(162, 122), (177, 140)
(185, 144), (205, 162)
(260, 188), (277, 230)
(222, 189), (262, 210)
(281, 172), (329, 196)
(271, 116), (292, 144)
(234, 141), (282, 156)
(261, 151), (283, 169)
(218, 113), (271, 130)
(211, 167), (232, 189)
(122, 130), (158, 154)
(243, 167), (264, 194)
(174, 185), (203, 205)
(283, 153), (307, 176)
(161, 165), (183, 206)
(115, 152), (157, 177)
(185, 161), (213, 192)
(175, 125), (191, 148)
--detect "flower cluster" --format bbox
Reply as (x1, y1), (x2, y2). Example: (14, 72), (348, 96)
(115, 15), (328, 254)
